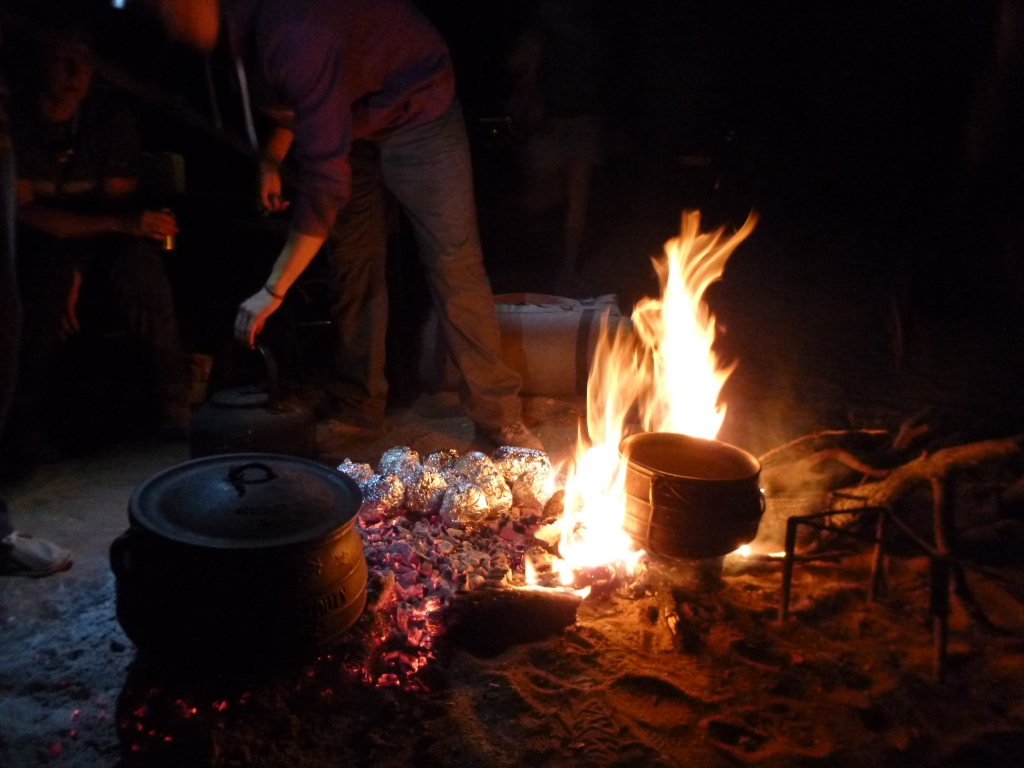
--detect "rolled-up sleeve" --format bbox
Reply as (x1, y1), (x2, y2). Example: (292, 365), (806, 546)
(261, 21), (351, 238)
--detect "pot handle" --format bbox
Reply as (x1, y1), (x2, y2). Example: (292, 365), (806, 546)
(227, 461), (279, 496)
(648, 474), (680, 508)
(253, 344), (281, 409)
(214, 342), (281, 408)
(110, 530), (134, 580)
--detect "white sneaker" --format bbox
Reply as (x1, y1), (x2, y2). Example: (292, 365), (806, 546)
(0, 533), (73, 577)
(478, 420), (545, 451)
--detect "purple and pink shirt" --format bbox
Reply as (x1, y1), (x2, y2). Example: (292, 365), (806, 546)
(223, 0), (456, 237)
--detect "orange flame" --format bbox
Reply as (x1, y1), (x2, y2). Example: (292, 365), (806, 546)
(557, 210), (757, 581)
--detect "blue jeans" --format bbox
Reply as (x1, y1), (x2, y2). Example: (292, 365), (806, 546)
(329, 100), (522, 429)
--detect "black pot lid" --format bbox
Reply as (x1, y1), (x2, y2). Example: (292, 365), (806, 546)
(129, 453), (362, 549)
(210, 385), (269, 408)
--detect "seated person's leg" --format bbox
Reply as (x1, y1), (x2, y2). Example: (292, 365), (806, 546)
(102, 234), (189, 435)
(9, 231), (83, 460)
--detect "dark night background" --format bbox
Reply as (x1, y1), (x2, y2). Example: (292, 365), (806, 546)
(2, 0), (1023, 442)
(7, 7), (1024, 766)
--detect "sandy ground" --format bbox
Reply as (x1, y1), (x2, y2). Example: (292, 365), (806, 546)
(4, 383), (1024, 767)
(4, 195), (1024, 766)
(5, 431), (1024, 768)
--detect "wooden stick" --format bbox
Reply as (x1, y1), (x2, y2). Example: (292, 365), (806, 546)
(443, 588), (582, 656)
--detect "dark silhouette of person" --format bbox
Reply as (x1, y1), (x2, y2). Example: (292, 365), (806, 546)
(0, 28), (72, 576)
(506, 0), (603, 285)
(7, 28), (188, 461)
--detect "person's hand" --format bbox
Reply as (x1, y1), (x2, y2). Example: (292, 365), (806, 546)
(59, 268), (84, 339)
(259, 159), (289, 213)
(234, 287), (283, 348)
(129, 210), (179, 241)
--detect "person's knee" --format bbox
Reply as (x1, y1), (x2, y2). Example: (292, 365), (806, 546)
(110, 237), (170, 287)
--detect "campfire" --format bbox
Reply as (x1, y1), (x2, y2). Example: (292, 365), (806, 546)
(554, 209), (757, 581)
(99, 211), (1024, 765)
(338, 211), (760, 687)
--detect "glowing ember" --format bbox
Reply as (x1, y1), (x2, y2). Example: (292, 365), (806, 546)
(557, 211), (758, 583)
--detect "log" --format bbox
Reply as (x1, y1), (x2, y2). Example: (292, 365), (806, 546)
(830, 435), (1023, 517)
(828, 435), (1024, 635)
(442, 588), (582, 657)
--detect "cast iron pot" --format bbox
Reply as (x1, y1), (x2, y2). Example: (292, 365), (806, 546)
(189, 345), (316, 459)
(110, 453), (367, 665)
(621, 432), (764, 560)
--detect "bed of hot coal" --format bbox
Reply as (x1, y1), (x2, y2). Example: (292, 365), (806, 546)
(110, 446), (631, 764)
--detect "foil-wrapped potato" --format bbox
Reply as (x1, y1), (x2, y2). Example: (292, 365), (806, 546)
(359, 473), (405, 519)
(403, 466), (448, 516)
(491, 446), (551, 486)
(377, 447), (421, 482)
(440, 479), (491, 527)
(337, 458), (375, 485)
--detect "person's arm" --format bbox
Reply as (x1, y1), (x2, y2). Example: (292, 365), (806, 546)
(103, 176), (179, 240)
(16, 178), (177, 241)
(232, 19), (352, 346)
(234, 230), (324, 346)
(259, 125), (293, 212)
(17, 179), (130, 238)
(263, 18), (352, 238)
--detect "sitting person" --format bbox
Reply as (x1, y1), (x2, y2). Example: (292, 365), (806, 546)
(7, 28), (187, 461)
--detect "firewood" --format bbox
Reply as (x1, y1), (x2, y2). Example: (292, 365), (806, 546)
(442, 587), (582, 657)
(827, 435), (1024, 634)
(829, 435), (1023, 519)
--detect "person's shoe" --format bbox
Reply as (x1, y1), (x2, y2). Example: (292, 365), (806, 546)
(477, 420), (545, 452)
(0, 532), (73, 577)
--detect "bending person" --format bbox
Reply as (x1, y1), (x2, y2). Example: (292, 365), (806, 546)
(153, 0), (543, 451)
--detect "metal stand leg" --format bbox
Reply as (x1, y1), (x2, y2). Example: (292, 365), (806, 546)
(869, 510), (888, 603)
(779, 517), (798, 622)
(776, 500), (967, 682)
(930, 558), (950, 683)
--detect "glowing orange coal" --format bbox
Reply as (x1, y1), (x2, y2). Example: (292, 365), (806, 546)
(548, 211), (758, 586)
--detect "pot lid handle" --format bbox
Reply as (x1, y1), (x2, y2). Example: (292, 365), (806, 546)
(227, 461), (279, 497)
